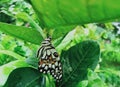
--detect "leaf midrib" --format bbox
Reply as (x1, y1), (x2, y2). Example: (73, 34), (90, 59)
(60, 42), (96, 87)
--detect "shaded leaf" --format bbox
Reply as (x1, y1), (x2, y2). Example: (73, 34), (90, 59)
(3, 67), (44, 87)
(4, 67), (56, 87)
(0, 12), (13, 23)
(60, 40), (100, 87)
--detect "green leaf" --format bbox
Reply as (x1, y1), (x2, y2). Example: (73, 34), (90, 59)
(60, 40), (100, 87)
(0, 12), (12, 23)
(30, 0), (120, 28)
(26, 58), (56, 87)
(56, 29), (76, 52)
(3, 67), (44, 87)
(98, 68), (120, 87)
(16, 12), (30, 22)
(29, 0), (120, 39)
(0, 44), (4, 49)
(0, 50), (25, 60)
(26, 57), (38, 69)
(0, 22), (42, 45)
(45, 74), (55, 87)
(4, 67), (55, 87)
(51, 26), (75, 40)
(0, 60), (29, 86)
(76, 80), (88, 87)
(87, 69), (107, 87)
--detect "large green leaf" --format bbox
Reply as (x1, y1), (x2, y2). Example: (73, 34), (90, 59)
(29, 0), (120, 39)
(60, 40), (100, 87)
(1, 0), (120, 44)
(0, 60), (29, 87)
(3, 67), (55, 87)
(0, 22), (42, 45)
(3, 67), (43, 87)
(30, 0), (120, 28)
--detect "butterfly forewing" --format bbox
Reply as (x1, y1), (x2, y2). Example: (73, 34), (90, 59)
(37, 38), (62, 82)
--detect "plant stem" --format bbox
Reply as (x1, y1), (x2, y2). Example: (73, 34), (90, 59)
(27, 14), (46, 39)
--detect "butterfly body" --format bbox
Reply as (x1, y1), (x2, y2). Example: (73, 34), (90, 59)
(37, 38), (62, 82)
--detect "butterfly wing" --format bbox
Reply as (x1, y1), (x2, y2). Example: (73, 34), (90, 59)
(37, 40), (62, 82)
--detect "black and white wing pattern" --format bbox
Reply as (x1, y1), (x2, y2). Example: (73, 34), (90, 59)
(37, 38), (62, 82)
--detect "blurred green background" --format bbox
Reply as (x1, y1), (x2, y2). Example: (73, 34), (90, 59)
(0, 0), (120, 87)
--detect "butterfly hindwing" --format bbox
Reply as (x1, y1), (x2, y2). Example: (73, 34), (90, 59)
(37, 38), (62, 82)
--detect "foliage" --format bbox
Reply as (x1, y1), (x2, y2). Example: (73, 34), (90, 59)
(3, 67), (44, 87)
(98, 69), (120, 87)
(0, 0), (120, 87)
(60, 40), (100, 87)
(0, 22), (43, 44)
(77, 69), (107, 87)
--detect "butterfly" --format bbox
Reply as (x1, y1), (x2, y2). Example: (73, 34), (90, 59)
(37, 37), (62, 82)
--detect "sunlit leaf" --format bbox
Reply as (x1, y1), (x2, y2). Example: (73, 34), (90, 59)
(87, 69), (107, 87)
(0, 50), (25, 60)
(0, 60), (29, 86)
(0, 22), (42, 44)
(30, 0), (120, 28)
(29, 0), (120, 38)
